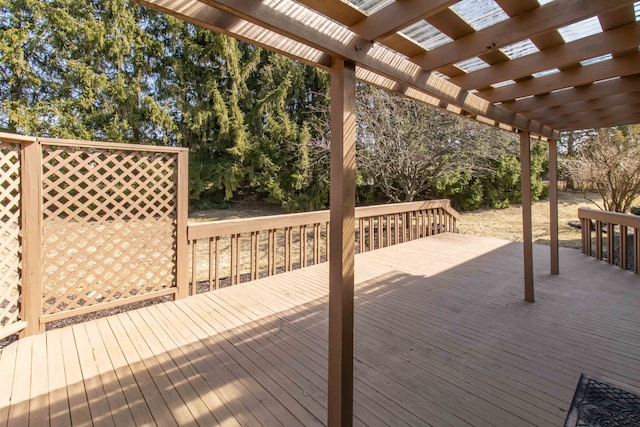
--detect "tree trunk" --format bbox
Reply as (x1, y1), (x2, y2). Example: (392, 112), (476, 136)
(565, 132), (575, 190)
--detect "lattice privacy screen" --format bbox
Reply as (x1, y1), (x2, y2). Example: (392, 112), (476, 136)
(0, 142), (21, 331)
(40, 144), (178, 316)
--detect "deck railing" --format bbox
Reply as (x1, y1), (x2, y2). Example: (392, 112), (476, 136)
(578, 208), (640, 274)
(187, 200), (460, 294)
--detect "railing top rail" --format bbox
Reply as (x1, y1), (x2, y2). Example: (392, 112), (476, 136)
(38, 136), (188, 154)
(188, 199), (460, 240)
(0, 132), (37, 144)
(578, 207), (640, 229)
(355, 199), (460, 219)
(189, 210), (330, 240)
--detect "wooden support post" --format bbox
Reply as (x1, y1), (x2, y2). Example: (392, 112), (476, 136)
(549, 139), (559, 275)
(520, 132), (534, 302)
(328, 58), (356, 427)
(20, 139), (44, 336)
(176, 149), (189, 299)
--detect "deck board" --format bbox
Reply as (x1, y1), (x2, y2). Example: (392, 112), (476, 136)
(0, 338), (17, 427)
(1, 233), (640, 426)
(28, 333), (49, 427)
(45, 329), (72, 427)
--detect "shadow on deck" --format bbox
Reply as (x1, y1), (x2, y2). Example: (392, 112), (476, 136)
(1, 234), (639, 426)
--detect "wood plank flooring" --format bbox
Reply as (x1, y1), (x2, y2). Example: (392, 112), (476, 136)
(1, 234), (639, 426)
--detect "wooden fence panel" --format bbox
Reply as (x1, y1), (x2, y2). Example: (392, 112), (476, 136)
(0, 140), (23, 339)
(38, 141), (184, 321)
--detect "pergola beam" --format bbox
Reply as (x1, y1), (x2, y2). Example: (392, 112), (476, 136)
(480, 51), (640, 103)
(557, 110), (640, 131)
(412, 0), (631, 71)
(544, 103), (640, 127)
(502, 75), (640, 113)
(132, 0), (332, 68)
(494, 0), (540, 16)
(451, 21), (640, 90)
(351, 0), (456, 42)
(525, 92), (640, 120)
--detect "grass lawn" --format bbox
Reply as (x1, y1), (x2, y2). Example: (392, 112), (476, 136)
(457, 190), (602, 250)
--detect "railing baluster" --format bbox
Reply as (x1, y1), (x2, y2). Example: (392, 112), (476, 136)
(254, 231), (260, 279)
(367, 216), (375, 251)
(314, 223), (320, 264)
(285, 227), (292, 271)
(251, 232), (257, 281)
(620, 225), (628, 271)
(208, 237), (215, 291)
(215, 236), (220, 289)
(230, 234), (236, 284)
(635, 228), (639, 275)
(425, 210), (431, 236)
(236, 233), (241, 284)
(403, 213), (409, 242)
(325, 222), (330, 261)
(191, 240), (197, 294)
(268, 229), (275, 276)
(607, 223), (615, 265)
(300, 225), (307, 268)
(382, 215), (388, 247)
(595, 221), (603, 260)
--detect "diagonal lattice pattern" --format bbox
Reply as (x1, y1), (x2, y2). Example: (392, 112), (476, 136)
(0, 142), (21, 331)
(40, 144), (178, 316)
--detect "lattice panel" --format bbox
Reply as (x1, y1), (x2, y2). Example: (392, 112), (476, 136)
(41, 145), (178, 315)
(0, 142), (21, 330)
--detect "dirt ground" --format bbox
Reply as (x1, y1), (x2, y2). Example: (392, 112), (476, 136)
(190, 200), (285, 222)
(457, 190), (602, 250)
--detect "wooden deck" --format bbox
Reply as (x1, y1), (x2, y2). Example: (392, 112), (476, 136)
(1, 233), (639, 426)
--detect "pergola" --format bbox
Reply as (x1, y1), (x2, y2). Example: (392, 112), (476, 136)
(130, 0), (640, 425)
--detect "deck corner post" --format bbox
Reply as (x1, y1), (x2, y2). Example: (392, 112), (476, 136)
(549, 139), (559, 275)
(328, 57), (356, 427)
(520, 131), (534, 302)
(176, 148), (190, 299)
(20, 138), (44, 337)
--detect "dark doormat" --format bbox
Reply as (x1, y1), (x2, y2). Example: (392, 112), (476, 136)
(565, 374), (640, 426)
